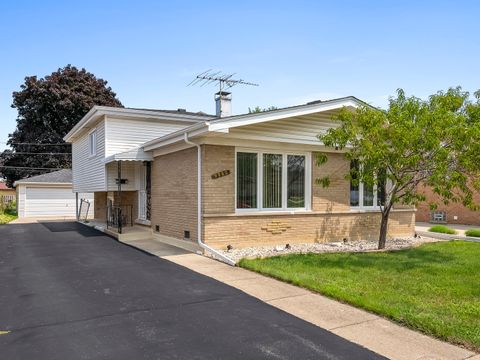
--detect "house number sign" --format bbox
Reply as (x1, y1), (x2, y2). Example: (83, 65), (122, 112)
(211, 170), (231, 179)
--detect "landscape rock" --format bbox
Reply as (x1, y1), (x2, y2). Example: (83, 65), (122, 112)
(217, 236), (440, 263)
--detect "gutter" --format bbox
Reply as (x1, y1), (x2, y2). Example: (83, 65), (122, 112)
(183, 132), (236, 266)
(143, 122), (209, 151)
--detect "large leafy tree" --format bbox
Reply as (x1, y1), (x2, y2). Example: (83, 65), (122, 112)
(318, 88), (480, 249)
(0, 65), (123, 187)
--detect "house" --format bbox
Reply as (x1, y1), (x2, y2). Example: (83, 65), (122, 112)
(0, 181), (16, 204)
(416, 184), (480, 225)
(14, 169), (94, 218)
(64, 94), (415, 252)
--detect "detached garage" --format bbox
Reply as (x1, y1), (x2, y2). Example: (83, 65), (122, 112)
(14, 169), (94, 218)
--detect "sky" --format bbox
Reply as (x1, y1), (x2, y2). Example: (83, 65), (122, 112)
(0, 0), (479, 150)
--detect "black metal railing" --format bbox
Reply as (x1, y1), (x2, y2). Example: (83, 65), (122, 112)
(107, 204), (133, 234)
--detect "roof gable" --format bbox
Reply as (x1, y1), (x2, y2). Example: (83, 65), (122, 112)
(208, 96), (364, 131)
(143, 96), (365, 151)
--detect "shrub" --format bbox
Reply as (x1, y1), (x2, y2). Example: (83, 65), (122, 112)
(465, 229), (480, 237)
(428, 224), (457, 234)
(4, 200), (17, 216)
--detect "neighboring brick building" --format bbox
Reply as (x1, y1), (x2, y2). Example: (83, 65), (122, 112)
(0, 181), (16, 203)
(416, 185), (480, 225)
(65, 96), (415, 252)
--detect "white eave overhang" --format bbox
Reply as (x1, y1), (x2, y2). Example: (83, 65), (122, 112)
(63, 106), (214, 143)
(103, 147), (154, 164)
(142, 96), (364, 152)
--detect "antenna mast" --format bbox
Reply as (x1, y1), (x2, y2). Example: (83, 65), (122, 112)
(188, 70), (259, 116)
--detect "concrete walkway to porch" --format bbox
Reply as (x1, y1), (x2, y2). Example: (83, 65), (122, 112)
(120, 236), (193, 257)
(161, 253), (477, 360)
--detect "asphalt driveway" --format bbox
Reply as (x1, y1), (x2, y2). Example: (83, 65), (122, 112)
(0, 221), (384, 359)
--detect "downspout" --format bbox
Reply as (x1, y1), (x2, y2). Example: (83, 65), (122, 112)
(184, 133), (236, 266)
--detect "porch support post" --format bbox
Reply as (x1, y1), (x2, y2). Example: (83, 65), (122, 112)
(117, 160), (122, 234)
(117, 160), (122, 206)
(75, 192), (79, 220)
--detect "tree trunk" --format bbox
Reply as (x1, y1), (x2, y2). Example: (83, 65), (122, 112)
(378, 209), (391, 250)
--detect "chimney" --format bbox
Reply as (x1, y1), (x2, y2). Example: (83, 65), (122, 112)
(215, 91), (232, 117)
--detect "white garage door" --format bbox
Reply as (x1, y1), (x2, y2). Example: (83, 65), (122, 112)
(25, 187), (80, 217)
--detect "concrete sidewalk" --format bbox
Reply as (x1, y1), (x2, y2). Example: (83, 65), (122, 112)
(159, 253), (477, 360)
(416, 222), (480, 242)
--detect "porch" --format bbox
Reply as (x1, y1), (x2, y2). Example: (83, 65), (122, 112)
(82, 218), (152, 241)
(93, 152), (153, 233)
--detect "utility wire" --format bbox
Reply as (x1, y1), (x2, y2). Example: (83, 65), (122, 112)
(0, 166), (68, 171)
(0, 141), (70, 146)
(5, 152), (72, 155)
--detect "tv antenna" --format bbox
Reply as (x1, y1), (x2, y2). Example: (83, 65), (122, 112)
(188, 70), (259, 117)
(188, 69), (258, 93)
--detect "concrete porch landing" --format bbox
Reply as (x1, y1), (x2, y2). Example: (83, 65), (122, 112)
(79, 220), (201, 255)
(80, 220), (152, 241)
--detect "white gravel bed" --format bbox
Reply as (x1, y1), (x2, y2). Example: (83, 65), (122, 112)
(220, 236), (441, 263)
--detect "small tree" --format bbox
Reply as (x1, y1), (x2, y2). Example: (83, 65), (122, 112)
(317, 88), (480, 249)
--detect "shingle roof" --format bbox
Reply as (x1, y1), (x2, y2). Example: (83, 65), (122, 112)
(126, 107), (216, 118)
(15, 169), (72, 184)
(0, 182), (12, 190)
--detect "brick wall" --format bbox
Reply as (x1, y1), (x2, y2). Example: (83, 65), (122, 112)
(114, 191), (138, 223)
(148, 144), (415, 247)
(94, 192), (107, 220)
(151, 147), (198, 241)
(200, 145), (414, 249)
(200, 148), (352, 215)
(95, 191), (138, 223)
(416, 185), (480, 225)
(312, 152), (350, 212)
(202, 145), (235, 214)
(204, 210), (415, 249)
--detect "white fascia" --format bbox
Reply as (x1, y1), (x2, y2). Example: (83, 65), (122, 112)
(13, 182), (72, 187)
(208, 97), (362, 132)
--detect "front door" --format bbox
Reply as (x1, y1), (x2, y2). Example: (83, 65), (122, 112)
(138, 162), (151, 221)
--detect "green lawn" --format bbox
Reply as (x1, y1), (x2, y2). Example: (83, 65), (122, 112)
(0, 212), (17, 224)
(240, 241), (480, 351)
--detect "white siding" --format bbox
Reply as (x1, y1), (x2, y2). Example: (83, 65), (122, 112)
(106, 161), (143, 191)
(105, 117), (189, 157)
(71, 115), (195, 193)
(72, 120), (106, 192)
(228, 111), (340, 144)
(17, 186), (26, 217)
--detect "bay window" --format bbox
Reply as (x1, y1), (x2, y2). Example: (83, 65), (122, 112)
(236, 150), (310, 211)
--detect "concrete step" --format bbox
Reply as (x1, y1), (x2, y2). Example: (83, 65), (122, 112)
(152, 233), (201, 253)
(116, 229), (152, 241)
